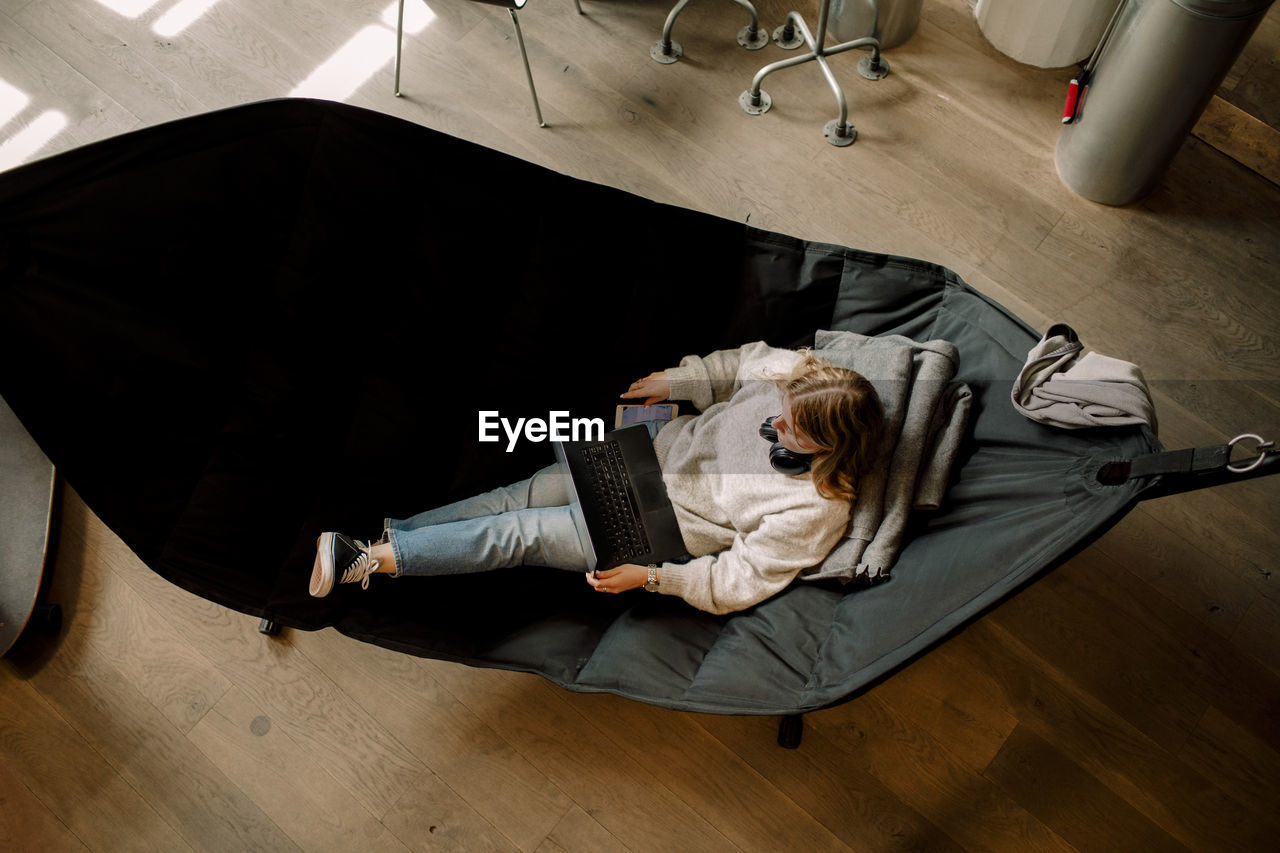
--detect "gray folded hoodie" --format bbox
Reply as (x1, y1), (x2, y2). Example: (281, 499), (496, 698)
(1012, 323), (1157, 433)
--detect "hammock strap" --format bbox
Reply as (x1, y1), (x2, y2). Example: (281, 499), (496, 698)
(1100, 434), (1278, 500)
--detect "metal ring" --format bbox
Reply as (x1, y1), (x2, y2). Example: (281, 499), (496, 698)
(1227, 433), (1274, 474)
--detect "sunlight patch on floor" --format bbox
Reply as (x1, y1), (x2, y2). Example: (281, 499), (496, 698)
(152, 0), (226, 37)
(1, 2), (439, 168)
(0, 108), (69, 172)
(290, 1), (436, 101)
(0, 79), (30, 133)
(93, 0), (163, 18)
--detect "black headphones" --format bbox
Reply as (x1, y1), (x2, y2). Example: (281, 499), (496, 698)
(758, 416), (814, 475)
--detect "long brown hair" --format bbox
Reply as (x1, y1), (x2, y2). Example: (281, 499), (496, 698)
(777, 351), (883, 501)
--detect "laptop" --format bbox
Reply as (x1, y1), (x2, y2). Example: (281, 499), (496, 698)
(553, 424), (690, 573)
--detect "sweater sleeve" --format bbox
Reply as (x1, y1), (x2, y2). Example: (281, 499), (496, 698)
(662, 341), (780, 413)
(656, 499), (849, 615)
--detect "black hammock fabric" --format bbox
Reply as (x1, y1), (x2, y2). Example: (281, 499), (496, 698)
(0, 99), (1160, 715)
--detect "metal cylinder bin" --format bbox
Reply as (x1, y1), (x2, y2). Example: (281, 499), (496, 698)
(1056, 0), (1274, 205)
(828, 0), (924, 49)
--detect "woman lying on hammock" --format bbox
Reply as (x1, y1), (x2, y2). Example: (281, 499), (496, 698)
(309, 342), (884, 614)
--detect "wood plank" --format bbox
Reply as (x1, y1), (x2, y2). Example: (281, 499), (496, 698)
(28, 642), (296, 852)
(984, 725), (1188, 853)
(869, 644), (1020, 773)
(0, 664), (188, 851)
(1123, 486), (1278, 606)
(1090, 510), (1254, 639)
(292, 625), (572, 851)
(567, 691), (854, 853)
(1052, 230), (1280, 385)
(1234, 592), (1280, 679)
(994, 550), (1280, 757)
(12, 0), (208, 124)
(46, 490), (232, 734)
(186, 686), (409, 852)
(0, 8), (138, 163)
(1135, 135), (1280, 274)
(99, 531), (428, 820)
(1217, 5), (1280, 128)
(0, 759), (87, 852)
(696, 711), (966, 852)
(535, 805), (628, 853)
(809, 692), (1076, 853)
(1178, 704), (1280, 825)
(13, 0), (269, 116)
(419, 660), (743, 853)
(945, 619), (1280, 850)
(1193, 95), (1280, 187)
(381, 770), (520, 853)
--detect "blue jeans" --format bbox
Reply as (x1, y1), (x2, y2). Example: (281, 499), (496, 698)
(384, 463), (589, 576)
(384, 421), (665, 577)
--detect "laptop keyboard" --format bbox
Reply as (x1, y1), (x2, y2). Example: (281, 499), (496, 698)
(581, 441), (651, 560)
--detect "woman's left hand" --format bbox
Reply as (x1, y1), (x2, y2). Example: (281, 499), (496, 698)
(621, 372), (670, 406)
(586, 564), (648, 594)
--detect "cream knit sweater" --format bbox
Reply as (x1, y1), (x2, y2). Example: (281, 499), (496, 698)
(651, 342), (852, 614)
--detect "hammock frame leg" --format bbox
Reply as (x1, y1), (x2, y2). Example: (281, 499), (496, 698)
(777, 714), (804, 748)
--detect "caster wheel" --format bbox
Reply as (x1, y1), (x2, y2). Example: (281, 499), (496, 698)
(35, 603), (62, 634)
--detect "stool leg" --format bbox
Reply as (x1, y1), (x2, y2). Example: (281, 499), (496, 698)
(651, 0), (691, 64)
(741, 0), (887, 147)
(816, 53), (855, 146)
(740, 13), (814, 115)
(730, 0), (769, 50)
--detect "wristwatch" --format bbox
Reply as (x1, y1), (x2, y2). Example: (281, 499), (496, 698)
(643, 564), (660, 592)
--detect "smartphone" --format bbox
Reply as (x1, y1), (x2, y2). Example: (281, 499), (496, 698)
(615, 403), (679, 429)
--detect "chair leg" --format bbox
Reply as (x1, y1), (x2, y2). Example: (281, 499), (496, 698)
(510, 9), (547, 128)
(394, 0), (405, 97)
(393, 0), (546, 128)
(777, 714), (804, 749)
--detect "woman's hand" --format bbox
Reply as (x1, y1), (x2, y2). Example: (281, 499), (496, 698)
(586, 564), (651, 594)
(621, 372), (670, 406)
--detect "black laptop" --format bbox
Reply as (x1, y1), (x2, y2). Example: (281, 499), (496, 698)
(553, 425), (689, 572)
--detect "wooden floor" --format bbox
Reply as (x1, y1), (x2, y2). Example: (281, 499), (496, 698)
(3, 0), (1279, 850)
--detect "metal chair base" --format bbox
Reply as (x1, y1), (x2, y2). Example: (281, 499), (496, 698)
(652, 0), (769, 63)
(739, 0), (889, 146)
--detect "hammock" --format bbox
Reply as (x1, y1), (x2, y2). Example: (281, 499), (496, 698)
(2, 99), (1272, 731)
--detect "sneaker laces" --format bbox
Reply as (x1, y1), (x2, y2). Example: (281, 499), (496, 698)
(339, 540), (380, 590)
